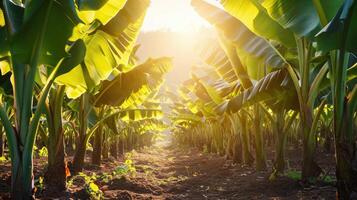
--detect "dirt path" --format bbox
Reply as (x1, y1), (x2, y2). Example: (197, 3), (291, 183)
(0, 141), (337, 199)
(98, 142), (336, 200)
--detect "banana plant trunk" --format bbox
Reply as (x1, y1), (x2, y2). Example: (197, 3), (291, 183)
(292, 38), (321, 181)
(66, 126), (76, 154)
(232, 133), (243, 164)
(0, 129), (3, 157)
(332, 47), (357, 198)
(335, 102), (357, 199)
(118, 137), (124, 157)
(110, 136), (118, 159)
(238, 113), (254, 166)
(301, 109), (321, 180)
(92, 108), (104, 165)
(102, 131), (109, 160)
(334, 102), (357, 199)
(91, 128), (103, 165)
(71, 93), (89, 173)
(253, 106), (266, 171)
(44, 86), (67, 191)
(274, 111), (286, 173)
(72, 138), (86, 173)
(3, 63), (40, 199)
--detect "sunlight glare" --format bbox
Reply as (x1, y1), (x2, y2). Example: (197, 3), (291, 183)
(142, 0), (221, 32)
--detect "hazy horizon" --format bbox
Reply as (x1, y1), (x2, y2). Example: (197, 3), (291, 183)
(136, 29), (218, 91)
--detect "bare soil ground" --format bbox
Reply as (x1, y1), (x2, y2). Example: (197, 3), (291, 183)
(0, 142), (337, 199)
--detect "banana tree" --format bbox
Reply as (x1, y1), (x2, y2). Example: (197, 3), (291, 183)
(315, 0), (357, 198)
(0, 0), (96, 197)
(42, 0), (149, 190)
(192, 0), (348, 181)
(108, 117), (167, 157)
(69, 57), (171, 172)
(219, 0), (357, 191)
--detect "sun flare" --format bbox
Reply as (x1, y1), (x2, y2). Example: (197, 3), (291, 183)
(142, 0), (221, 32)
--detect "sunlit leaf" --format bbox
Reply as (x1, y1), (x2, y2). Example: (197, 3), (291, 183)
(219, 0), (295, 47)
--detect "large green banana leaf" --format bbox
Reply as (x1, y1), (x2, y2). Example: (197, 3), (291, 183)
(55, 31), (120, 98)
(77, 0), (127, 24)
(260, 0), (342, 37)
(56, 0), (149, 99)
(218, 0), (295, 47)
(35, 39), (86, 87)
(316, 0), (357, 55)
(101, 0), (150, 72)
(94, 57), (172, 106)
(10, 0), (80, 66)
(200, 44), (239, 84)
(0, 1), (21, 68)
(218, 69), (297, 114)
(192, 0), (285, 80)
(221, 56), (357, 115)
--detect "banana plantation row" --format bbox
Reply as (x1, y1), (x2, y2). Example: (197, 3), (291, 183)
(170, 0), (357, 200)
(0, 0), (356, 199)
(0, 0), (171, 199)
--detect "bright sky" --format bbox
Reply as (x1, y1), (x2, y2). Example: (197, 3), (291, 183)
(142, 0), (222, 32)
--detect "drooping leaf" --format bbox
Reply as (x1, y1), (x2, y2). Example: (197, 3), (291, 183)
(101, 0), (150, 72)
(192, 0), (285, 80)
(219, 69), (297, 114)
(36, 39), (86, 86)
(56, 31), (120, 98)
(315, 0), (357, 55)
(219, 0), (295, 47)
(94, 57), (172, 106)
(192, 75), (225, 105)
(57, 0), (150, 99)
(200, 44), (239, 84)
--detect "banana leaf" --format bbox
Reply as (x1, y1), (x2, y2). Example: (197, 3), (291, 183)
(260, 0), (342, 37)
(56, 0), (150, 98)
(316, 0), (357, 55)
(94, 57), (172, 106)
(218, 69), (297, 114)
(192, 0), (285, 80)
(10, 0), (80, 66)
(219, 0), (295, 47)
(77, 0), (127, 24)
